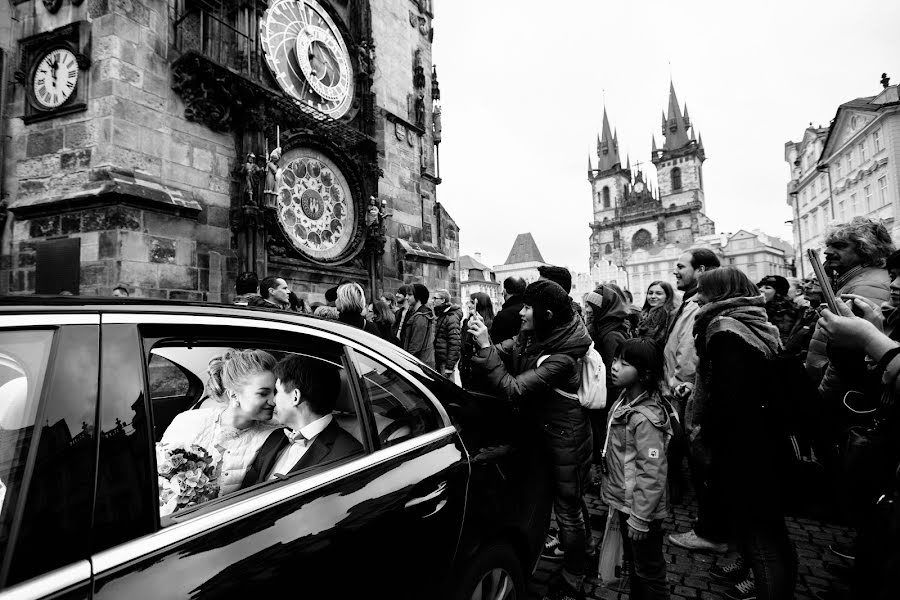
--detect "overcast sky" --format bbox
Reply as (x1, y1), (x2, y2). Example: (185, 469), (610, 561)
(431, 0), (900, 272)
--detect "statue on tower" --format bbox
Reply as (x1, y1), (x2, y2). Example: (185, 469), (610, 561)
(263, 147), (282, 209)
(241, 152), (262, 207)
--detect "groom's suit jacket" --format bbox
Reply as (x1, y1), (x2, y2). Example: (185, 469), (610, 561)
(239, 420), (363, 489)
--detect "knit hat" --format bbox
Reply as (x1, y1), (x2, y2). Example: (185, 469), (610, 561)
(524, 280), (573, 324)
(757, 275), (789, 297)
(583, 291), (603, 309)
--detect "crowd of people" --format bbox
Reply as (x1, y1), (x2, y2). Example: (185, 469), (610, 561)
(228, 216), (900, 600)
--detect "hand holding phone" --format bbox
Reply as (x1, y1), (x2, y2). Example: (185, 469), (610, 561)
(807, 248), (840, 313)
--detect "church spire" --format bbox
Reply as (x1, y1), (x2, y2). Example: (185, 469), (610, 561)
(663, 80), (691, 151)
(597, 107), (621, 172)
(651, 134), (658, 155)
(587, 154), (593, 179)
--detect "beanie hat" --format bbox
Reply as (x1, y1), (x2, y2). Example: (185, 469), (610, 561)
(583, 291), (603, 310)
(524, 280), (573, 323)
(757, 275), (789, 297)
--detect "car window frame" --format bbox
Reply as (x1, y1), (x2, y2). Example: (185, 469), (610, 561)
(0, 313), (100, 593)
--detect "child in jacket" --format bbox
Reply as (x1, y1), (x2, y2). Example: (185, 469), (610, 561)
(601, 338), (673, 599)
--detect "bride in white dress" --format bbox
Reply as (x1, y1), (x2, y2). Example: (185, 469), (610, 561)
(161, 349), (280, 497)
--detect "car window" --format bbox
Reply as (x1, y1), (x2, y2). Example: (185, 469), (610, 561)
(352, 352), (442, 448)
(147, 354), (192, 399)
(0, 329), (55, 554)
(141, 329), (365, 524)
(2, 326), (99, 586)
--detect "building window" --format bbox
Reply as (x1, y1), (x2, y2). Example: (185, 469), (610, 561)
(839, 200), (845, 220)
(874, 129), (883, 153)
(836, 161), (842, 179)
(604, 244), (612, 254)
(675, 219), (682, 229)
(801, 189), (807, 206)
(819, 177), (827, 193)
(847, 152), (853, 171)
(865, 185), (872, 212)
(802, 216), (809, 238)
(879, 176), (888, 206)
(602, 186), (610, 209)
(850, 192), (858, 214)
(859, 140), (867, 163)
(671, 167), (682, 191)
(632, 229), (652, 250)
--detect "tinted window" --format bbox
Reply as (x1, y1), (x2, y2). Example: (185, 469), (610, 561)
(148, 354), (191, 399)
(139, 326), (364, 523)
(352, 352), (441, 447)
(4, 326), (99, 586)
(0, 329), (55, 567)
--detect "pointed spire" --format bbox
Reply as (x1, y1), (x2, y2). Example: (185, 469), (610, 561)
(587, 154), (593, 176)
(663, 80), (690, 151)
(683, 103), (691, 128)
(626, 154), (631, 172)
(597, 106), (621, 172)
(698, 133), (704, 150)
(651, 134), (658, 154)
(661, 111), (667, 136)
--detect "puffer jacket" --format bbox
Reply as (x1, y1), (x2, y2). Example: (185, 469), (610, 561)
(402, 304), (436, 368)
(434, 304), (463, 372)
(471, 316), (593, 500)
(662, 290), (700, 398)
(807, 266), (890, 392)
(601, 390), (672, 531)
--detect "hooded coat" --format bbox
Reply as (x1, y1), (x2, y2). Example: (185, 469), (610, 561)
(434, 304), (463, 372)
(601, 390), (673, 531)
(402, 304), (436, 368)
(585, 286), (630, 384)
(471, 316), (593, 499)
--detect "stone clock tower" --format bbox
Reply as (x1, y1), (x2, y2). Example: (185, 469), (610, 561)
(1, 0), (458, 302)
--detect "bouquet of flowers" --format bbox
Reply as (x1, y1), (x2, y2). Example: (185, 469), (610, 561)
(156, 443), (221, 517)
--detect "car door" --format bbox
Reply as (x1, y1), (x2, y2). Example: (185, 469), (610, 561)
(0, 314), (100, 600)
(88, 312), (469, 599)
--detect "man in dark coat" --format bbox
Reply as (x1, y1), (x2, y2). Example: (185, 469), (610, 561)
(233, 272), (269, 307)
(240, 356), (362, 489)
(490, 276), (527, 343)
(432, 288), (463, 377)
(391, 284), (413, 342)
(402, 283), (436, 368)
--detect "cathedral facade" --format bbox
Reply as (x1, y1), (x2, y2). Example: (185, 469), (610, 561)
(0, 0), (457, 302)
(588, 83), (715, 277)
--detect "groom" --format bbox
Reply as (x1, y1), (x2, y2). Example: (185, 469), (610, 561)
(240, 355), (362, 489)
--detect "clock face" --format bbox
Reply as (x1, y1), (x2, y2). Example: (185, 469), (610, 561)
(275, 150), (356, 261)
(32, 48), (78, 109)
(634, 181), (645, 193)
(261, 0), (353, 119)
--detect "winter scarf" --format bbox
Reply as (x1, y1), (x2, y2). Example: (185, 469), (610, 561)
(688, 295), (782, 440)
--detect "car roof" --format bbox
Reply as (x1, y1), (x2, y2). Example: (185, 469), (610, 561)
(0, 295), (414, 367)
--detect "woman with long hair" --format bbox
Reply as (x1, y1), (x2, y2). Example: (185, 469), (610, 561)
(468, 281), (593, 600)
(335, 282), (382, 337)
(636, 281), (675, 344)
(459, 292), (494, 390)
(691, 268), (796, 600)
(371, 299), (400, 345)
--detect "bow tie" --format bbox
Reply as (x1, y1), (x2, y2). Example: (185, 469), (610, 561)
(284, 429), (310, 447)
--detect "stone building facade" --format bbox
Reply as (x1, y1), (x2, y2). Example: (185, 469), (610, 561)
(785, 78), (900, 278)
(0, 0), (457, 303)
(458, 253), (500, 308)
(492, 232), (549, 285)
(588, 82), (715, 275)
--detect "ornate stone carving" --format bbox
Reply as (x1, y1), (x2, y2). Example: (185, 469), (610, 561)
(42, 0), (61, 14)
(413, 49), (426, 90)
(171, 56), (233, 131)
(414, 94), (426, 129)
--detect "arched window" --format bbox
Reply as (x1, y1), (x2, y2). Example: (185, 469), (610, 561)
(675, 219), (682, 229)
(671, 167), (682, 191)
(632, 229), (652, 250)
(604, 244), (612, 254)
(602, 186), (610, 209)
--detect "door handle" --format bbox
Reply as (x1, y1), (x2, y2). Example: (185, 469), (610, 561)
(404, 480), (448, 509)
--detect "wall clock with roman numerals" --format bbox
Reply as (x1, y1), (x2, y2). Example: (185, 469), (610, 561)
(18, 22), (90, 124)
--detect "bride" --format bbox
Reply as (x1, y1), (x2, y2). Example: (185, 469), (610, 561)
(161, 349), (280, 497)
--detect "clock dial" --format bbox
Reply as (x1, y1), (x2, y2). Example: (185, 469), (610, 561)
(33, 48), (78, 109)
(275, 150), (356, 261)
(260, 0), (353, 119)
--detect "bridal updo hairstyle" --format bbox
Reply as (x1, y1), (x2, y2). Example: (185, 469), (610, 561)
(221, 349), (277, 394)
(204, 354), (227, 401)
(524, 279), (573, 334)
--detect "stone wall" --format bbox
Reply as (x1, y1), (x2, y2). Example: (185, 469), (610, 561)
(3, 0), (234, 299)
(656, 154), (703, 206)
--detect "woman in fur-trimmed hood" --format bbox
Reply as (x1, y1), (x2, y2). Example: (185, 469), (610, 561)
(691, 267), (796, 600)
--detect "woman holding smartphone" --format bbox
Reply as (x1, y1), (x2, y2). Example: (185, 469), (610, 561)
(459, 292), (494, 392)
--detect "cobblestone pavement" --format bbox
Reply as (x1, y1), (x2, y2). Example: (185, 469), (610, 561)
(529, 470), (854, 599)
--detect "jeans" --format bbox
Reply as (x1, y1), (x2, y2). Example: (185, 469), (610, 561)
(732, 513), (797, 600)
(555, 491), (588, 589)
(618, 511), (670, 600)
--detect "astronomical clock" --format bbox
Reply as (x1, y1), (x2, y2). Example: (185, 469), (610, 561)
(258, 0), (371, 266)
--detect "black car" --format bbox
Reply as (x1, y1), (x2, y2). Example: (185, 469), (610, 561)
(0, 298), (551, 599)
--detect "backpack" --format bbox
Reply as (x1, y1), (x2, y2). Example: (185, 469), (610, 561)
(537, 342), (607, 410)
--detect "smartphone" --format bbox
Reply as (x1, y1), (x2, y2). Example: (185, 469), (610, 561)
(806, 248), (840, 313)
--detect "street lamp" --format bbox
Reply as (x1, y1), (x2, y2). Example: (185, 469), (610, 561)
(789, 190), (805, 278)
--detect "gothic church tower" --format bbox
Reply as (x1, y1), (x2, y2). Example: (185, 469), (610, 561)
(652, 81), (706, 212)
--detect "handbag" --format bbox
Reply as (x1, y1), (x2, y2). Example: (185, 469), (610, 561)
(597, 510), (623, 583)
